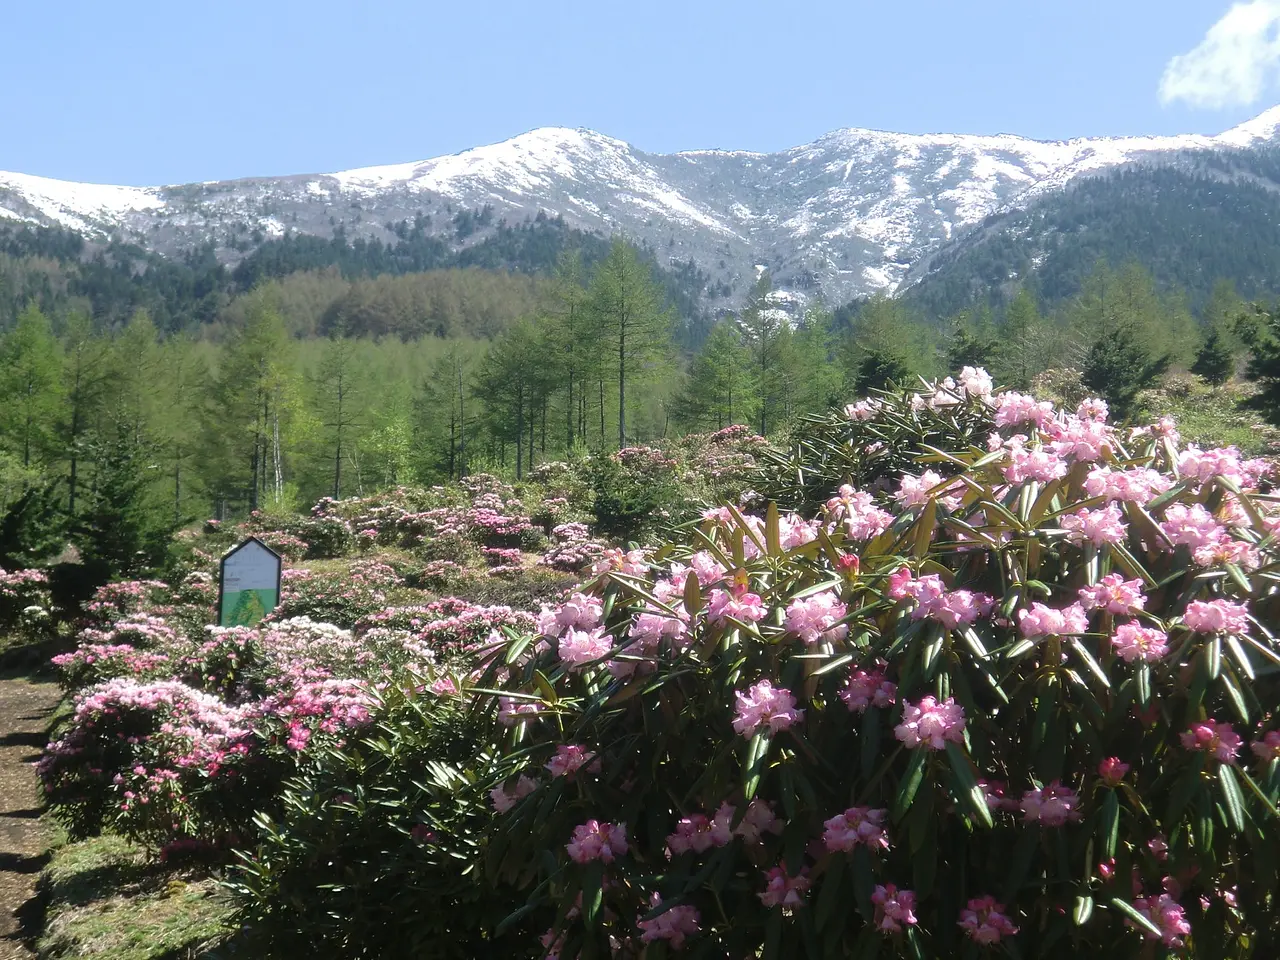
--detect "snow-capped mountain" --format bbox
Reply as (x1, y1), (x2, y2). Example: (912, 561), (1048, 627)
(3, 107), (1280, 304)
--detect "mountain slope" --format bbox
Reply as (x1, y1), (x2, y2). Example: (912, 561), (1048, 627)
(3, 109), (1280, 306)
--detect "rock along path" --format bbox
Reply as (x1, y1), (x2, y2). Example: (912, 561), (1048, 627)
(0, 676), (59, 958)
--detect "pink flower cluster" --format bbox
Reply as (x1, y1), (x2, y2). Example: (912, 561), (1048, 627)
(707, 585), (767, 626)
(784, 590), (848, 644)
(1077, 574), (1146, 614)
(871, 884), (918, 932)
(1111, 623), (1169, 663)
(637, 894), (700, 948)
(958, 896), (1018, 944)
(1059, 504), (1127, 547)
(1020, 781), (1081, 826)
(1183, 598), (1250, 635)
(894, 696), (965, 750)
(732, 680), (804, 737)
(1180, 720), (1242, 763)
(565, 819), (628, 864)
(1017, 602), (1087, 638)
(759, 866), (810, 908)
(822, 806), (890, 853)
(839, 664), (896, 713)
(887, 569), (992, 628)
(824, 485), (894, 541)
(1130, 893), (1192, 948)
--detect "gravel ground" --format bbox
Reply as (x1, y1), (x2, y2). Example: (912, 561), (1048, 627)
(0, 678), (59, 958)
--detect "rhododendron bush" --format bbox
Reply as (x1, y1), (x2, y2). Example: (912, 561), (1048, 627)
(479, 380), (1280, 958)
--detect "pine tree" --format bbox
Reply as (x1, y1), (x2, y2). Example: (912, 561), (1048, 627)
(995, 289), (1049, 388)
(738, 274), (787, 435)
(1081, 325), (1170, 418)
(58, 312), (112, 516)
(72, 433), (173, 581)
(1241, 306), (1280, 426)
(1191, 328), (1234, 386)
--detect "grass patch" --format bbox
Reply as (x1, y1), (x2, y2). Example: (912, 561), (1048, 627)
(1140, 377), (1280, 456)
(36, 832), (237, 960)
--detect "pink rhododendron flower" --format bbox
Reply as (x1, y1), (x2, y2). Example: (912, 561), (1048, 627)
(1131, 893), (1192, 948)
(895, 470), (965, 511)
(1045, 414), (1113, 462)
(689, 551), (726, 585)
(784, 590), (848, 644)
(894, 696), (966, 750)
(1181, 720), (1242, 763)
(497, 697), (543, 726)
(1098, 757), (1130, 785)
(871, 884), (918, 932)
(822, 806), (890, 853)
(778, 514), (820, 549)
(1060, 504), (1127, 546)
(845, 399), (883, 420)
(759, 866), (810, 908)
(637, 894), (700, 948)
(707, 585), (767, 626)
(1077, 397), (1109, 421)
(888, 570), (991, 628)
(1003, 442), (1068, 484)
(546, 744), (597, 778)
(558, 627), (613, 668)
(1160, 502), (1226, 552)
(1018, 602), (1087, 638)
(734, 799), (783, 843)
(1250, 731), (1280, 762)
(1147, 835), (1169, 861)
(537, 592), (603, 638)
(732, 680), (804, 737)
(1078, 574), (1146, 614)
(978, 779), (1018, 812)
(994, 392), (1055, 428)
(490, 774), (537, 813)
(1112, 623), (1170, 663)
(840, 664), (896, 712)
(958, 366), (994, 397)
(958, 896), (1018, 944)
(1084, 465), (1170, 503)
(824, 485), (894, 540)
(1020, 781), (1081, 826)
(666, 812), (732, 856)
(1183, 599), (1250, 635)
(565, 820), (628, 864)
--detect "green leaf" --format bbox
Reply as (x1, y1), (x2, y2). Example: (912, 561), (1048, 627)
(765, 501), (781, 556)
(1109, 898), (1163, 940)
(1099, 790), (1119, 860)
(743, 732), (770, 801)
(1069, 639), (1110, 689)
(814, 854), (846, 932)
(582, 861), (604, 928)
(860, 707), (881, 780)
(946, 742), (993, 829)
(1219, 764), (1247, 833)
(893, 748), (928, 822)
(1073, 895), (1094, 926)
(1135, 664), (1152, 710)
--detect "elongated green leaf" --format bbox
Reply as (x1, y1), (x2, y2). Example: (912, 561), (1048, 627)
(1099, 790), (1119, 860)
(1219, 764), (1247, 833)
(744, 732), (770, 800)
(1073, 895), (1094, 926)
(1109, 898), (1163, 940)
(815, 854), (846, 932)
(1069, 639), (1110, 689)
(765, 501), (781, 556)
(893, 748), (928, 821)
(946, 742), (993, 828)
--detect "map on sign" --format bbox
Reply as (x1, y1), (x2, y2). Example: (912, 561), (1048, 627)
(219, 537), (282, 627)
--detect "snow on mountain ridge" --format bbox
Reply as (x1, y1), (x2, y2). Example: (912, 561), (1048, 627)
(2, 106), (1279, 303)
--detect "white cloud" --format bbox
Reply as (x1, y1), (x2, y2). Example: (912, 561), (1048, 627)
(1160, 1), (1280, 108)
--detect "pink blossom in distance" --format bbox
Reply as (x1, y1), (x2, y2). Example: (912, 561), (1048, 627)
(822, 806), (890, 853)
(1250, 731), (1280, 762)
(759, 866), (810, 908)
(871, 884), (919, 932)
(1181, 720), (1242, 763)
(546, 744), (597, 778)
(565, 820), (628, 864)
(732, 680), (804, 737)
(894, 696), (966, 750)
(637, 894), (700, 948)
(840, 664), (896, 713)
(958, 896), (1018, 945)
(1131, 893), (1192, 948)
(1020, 781), (1082, 826)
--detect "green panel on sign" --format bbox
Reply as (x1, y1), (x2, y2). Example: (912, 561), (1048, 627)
(220, 588), (278, 627)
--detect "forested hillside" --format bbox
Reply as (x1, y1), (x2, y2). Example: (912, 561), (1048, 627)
(905, 157), (1280, 318)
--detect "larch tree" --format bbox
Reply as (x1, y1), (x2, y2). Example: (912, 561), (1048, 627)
(0, 304), (62, 469)
(588, 241), (673, 448)
(313, 335), (362, 499)
(675, 321), (757, 432)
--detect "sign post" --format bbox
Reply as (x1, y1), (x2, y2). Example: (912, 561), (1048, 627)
(218, 537), (283, 627)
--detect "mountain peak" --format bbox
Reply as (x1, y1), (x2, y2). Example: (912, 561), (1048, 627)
(1218, 104), (1280, 146)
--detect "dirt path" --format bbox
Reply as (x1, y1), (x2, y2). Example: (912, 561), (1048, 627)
(0, 677), (59, 958)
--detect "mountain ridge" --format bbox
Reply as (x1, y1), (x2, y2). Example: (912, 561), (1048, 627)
(3, 107), (1280, 305)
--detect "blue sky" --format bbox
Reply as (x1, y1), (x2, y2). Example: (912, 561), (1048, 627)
(3, 0), (1279, 185)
